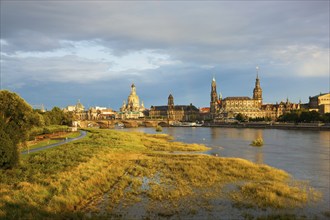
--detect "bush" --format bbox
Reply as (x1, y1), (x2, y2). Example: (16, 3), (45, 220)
(155, 125), (163, 132)
(251, 138), (264, 147)
(43, 127), (52, 134)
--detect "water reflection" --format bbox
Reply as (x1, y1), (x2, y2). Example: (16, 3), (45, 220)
(255, 149), (264, 164)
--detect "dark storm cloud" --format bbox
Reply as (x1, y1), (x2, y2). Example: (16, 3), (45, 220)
(2, 1), (328, 54)
(1, 1), (329, 108)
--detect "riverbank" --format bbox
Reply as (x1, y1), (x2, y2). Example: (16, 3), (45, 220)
(21, 130), (87, 155)
(21, 130), (81, 152)
(203, 122), (330, 131)
(0, 129), (323, 219)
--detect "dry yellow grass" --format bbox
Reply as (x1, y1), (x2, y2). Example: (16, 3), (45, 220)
(0, 128), (321, 219)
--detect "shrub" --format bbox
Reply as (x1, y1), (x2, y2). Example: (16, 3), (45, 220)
(43, 127), (52, 134)
(251, 138), (264, 147)
(155, 125), (163, 132)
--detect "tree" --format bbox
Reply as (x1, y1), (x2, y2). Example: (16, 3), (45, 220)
(44, 107), (73, 125)
(0, 90), (38, 168)
(235, 113), (246, 122)
(300, 111), (320, 123)
(321, 113), (330, 123)
(278, 110), (321, 123)
(0, 118), (16, 168)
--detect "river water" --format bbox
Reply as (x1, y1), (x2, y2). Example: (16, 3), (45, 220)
(125, 127), (330, 216)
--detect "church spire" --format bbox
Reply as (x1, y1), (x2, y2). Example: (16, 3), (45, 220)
(253, 66), (263, 105)
(210, 76), (219, 117)
(256, 65), (259, 80)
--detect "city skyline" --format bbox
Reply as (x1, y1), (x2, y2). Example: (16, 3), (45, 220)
(1, 1), (329, 110)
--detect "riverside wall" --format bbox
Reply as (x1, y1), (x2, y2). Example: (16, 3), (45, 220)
(203, 122), (330, 131)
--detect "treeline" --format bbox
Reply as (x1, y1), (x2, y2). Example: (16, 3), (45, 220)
(235, 110), (329, 123)
(0, 90), (74, 169)
(278, 110), (329, 123)
(29, 107), (74, 140)
(34, 107), (74, 127)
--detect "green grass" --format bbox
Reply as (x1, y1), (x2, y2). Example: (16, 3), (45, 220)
(22, 139), (59, 151)
(64, 131), (81, 139)
(0, 129), (322, 219)
(21, 131), (81, 151)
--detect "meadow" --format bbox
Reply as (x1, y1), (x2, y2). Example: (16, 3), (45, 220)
(0, 129), (321, 219)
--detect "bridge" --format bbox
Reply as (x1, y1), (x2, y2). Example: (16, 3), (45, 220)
(77, 119), (173, 128)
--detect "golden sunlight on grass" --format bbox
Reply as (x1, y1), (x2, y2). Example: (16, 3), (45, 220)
(0, 129), (322, 219)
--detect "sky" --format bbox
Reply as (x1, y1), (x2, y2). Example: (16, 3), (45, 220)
(0, 1), (329, 110)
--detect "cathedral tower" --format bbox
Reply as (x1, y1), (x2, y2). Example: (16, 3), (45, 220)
(210, 77), (219, 117)
(167, 94), (174, 119)
(253, 66), (263, 105)
(168, 94), (174, 109)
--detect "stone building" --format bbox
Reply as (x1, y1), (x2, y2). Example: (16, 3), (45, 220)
(64, 100), (86, 120)
(119, 83), (145, 119)
(309, 93), (330, 114)
(220, 70), (263, 118)
(149, 94), (199, 121)
(211, 67), (300, 120)
(262, 99), (300, 119)
(86, 107), (117, 120)
(65, 100), (117, 120)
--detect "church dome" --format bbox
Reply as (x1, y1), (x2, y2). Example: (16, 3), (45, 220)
(126, 83), (140, 111)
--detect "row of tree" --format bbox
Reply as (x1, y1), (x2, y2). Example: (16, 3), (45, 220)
(278, 110), (329, 123)
(235, 111), (329, 123)
(0, 90), (74, 169)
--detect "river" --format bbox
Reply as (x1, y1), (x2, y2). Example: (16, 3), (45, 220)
(124, 127), (330, 217)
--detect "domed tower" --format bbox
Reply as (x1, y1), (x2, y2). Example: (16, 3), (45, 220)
(253, 66), (263, 105)
(75, 99), (85, 113)
(210, 77), (219, 117)
(127, 83), (140, 111)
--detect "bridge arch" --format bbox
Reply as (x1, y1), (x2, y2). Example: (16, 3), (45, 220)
(158, 121), (169, 127)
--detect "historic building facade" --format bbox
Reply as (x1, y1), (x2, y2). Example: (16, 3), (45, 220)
(309, 93), (330, 114)
(65, 100), (117, 120)
(119, 83), (145, 119)
(64, 100), (86, 120)
(149, 94), (199, 121)
(210, 67), (301, 120)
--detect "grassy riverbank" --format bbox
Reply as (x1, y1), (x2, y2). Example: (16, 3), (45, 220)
(21, 131), (81, 152)
(0, 129), (321, 219)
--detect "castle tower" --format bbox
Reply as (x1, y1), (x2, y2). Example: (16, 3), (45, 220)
(168, 94), (174, 109)
(253, 66), (263, 106)
(167, 94), (174, 120)
(210, 77), (219, 118)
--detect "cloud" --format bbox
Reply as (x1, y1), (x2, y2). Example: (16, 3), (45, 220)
(1, 41), (180, 87)
(2, 1), (328, 53)
(268, 45), (329, 77)
(0, 1), (328, 108)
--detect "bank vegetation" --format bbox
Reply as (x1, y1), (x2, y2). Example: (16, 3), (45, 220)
(0, 129), (321, 219)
